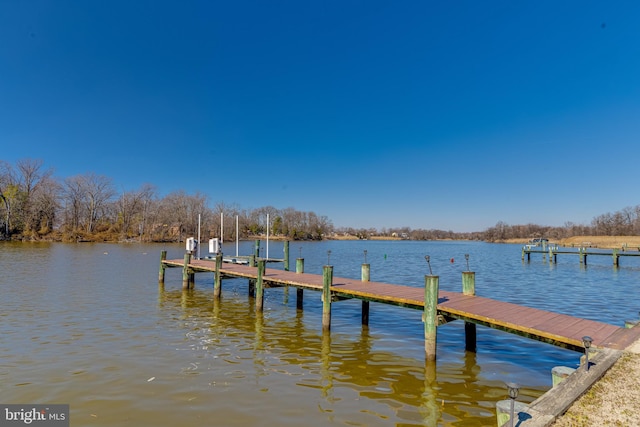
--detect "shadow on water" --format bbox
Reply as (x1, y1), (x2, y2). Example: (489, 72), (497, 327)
(158, 283), (550, 426)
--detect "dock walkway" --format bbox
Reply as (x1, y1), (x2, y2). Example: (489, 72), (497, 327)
(162, 257), (640, 353)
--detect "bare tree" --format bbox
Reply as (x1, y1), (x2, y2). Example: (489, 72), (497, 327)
(0, 161), (16, 236)
(117, 184), (156, 239)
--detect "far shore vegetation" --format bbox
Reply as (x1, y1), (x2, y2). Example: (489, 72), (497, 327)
(2, 159), (640, 249)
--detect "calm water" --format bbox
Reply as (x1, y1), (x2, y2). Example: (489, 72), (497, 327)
(2, 240), (639, 426)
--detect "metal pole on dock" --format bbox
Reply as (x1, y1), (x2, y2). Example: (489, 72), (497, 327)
(214, 252), (223, 298)
(462, 269), (477, 352)
(158, 250), (167, 283)
(296, 257), (304, 310)
(256, 259), (265, 312)
(322, 265), (333, 331)
(361, 256), (370, 326)
(424, 275), (439, 361)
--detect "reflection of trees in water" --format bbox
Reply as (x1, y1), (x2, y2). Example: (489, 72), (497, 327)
(157, 284), (544, 426)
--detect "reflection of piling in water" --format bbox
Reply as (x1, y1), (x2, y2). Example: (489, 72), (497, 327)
(321, 332), (332, 400)
(421, 360), (439, 426)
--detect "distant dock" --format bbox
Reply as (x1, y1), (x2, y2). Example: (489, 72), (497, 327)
(522, 245), (640, 266)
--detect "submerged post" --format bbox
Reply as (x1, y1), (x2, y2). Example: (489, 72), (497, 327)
(361, 259), (370, 326)
(424, 275), (439, 361)
(256, 259), (265, 312)
(462, 268), (477, 352)
(159, 250), (167, 282)
(214, 252), (223, 298)
(182, 252), (191, 289)
(322, 265), (333, 331)
(296, 257), (304, 310)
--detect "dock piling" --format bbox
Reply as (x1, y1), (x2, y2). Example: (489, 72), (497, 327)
(214, 252), (223, 298)
(322, 265), (333, 331)
(256, 259), (265, 312)
(462, 271), (477, 352)
(159, 250), (167, 282)
(254, 240), (260, 259)
(284, 241), (290, 271)
(424, 275), (439, 361)
(296, 258), (304, 309)
(361, 260), (370, 326)
(182, 252), (192, 289)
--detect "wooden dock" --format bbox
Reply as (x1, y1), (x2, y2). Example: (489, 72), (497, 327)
(522, 246), (640, 266)
(159, 252), (640, 355)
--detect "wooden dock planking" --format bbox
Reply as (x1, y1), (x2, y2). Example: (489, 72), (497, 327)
(163, 257), (635, 351)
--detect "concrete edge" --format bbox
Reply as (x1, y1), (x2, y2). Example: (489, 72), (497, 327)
(510, 348), (623, 426)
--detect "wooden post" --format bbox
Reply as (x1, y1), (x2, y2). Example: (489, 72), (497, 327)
(214, 252), (223, 299)
(158, 250), (167, 282)
(579, 247), (587, 265)
(462, 271), (475, 296)
(521, 247), (525, 261)
(254, 239), (260, 259)
(424, 275), (439, 361)
(625, 312), (640, 328)
(552, 366), (576, 387)
(284, 240), (290, 271)
(256, 259), (265, 312)
(182, 252), (191, 289)
(322, 265), (333, 331)
(496, 400), (528, 427)
(361, 263), (370, 326)
(462, 271), (476, 352)
(296, 258), (304, 310)
(613, 249), (619, 267)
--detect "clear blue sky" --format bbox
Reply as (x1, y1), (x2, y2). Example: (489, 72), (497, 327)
(2, 1), (639, 232)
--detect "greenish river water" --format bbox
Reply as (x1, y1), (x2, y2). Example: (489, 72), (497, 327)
(2, 240), (638, 426)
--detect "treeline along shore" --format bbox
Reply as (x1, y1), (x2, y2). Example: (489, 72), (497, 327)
(2, 158), (640, 245)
